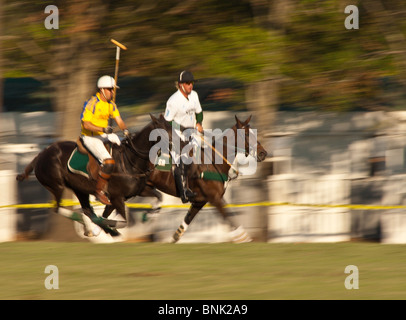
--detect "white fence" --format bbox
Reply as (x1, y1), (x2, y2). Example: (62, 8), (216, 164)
(0, 171), (17, 242)
(2, 111), (406, 243)
(267, 174), (351, 242)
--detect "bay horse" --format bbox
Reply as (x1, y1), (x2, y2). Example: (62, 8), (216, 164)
(16, 114), (168, 237)
(103, 115), (268, 243)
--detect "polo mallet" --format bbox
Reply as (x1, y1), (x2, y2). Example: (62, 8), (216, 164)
(110, 39), (127, 103)
(108, 39), (127, 153)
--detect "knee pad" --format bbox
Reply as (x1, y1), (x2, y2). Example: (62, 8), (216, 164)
(101, 159), (115, 174)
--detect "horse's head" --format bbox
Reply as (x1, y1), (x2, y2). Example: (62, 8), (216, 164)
(150, 113), (172, 133)
(121, 114), (172, 162)
(234, 115), (268, 162)
(128, 114), (172, 144)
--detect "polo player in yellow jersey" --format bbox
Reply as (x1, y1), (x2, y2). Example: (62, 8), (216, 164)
(80, 75), (130, 205)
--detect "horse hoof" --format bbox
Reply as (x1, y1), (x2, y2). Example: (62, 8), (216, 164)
(84, 225), (101, 238)
(233, 236), (252, 243)
(108, 228), (121, 237)
(230, 226), (252, 243)
(91, 225), (102, 237)
(84, 231), (94, 237)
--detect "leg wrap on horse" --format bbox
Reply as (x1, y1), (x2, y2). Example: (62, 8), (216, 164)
(230, 226), (252, 243)
(172, 220), (189, 243)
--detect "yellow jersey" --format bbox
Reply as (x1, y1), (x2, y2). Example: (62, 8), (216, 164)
(80, 93), (120, 136)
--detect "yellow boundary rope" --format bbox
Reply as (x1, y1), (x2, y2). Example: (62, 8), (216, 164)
(1, 200), (405, 210)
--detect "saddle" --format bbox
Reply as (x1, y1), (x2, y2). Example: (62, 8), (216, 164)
(154, 151), (172, 172)
(67, 137), (104, 180)
(153, 145), (228, 182)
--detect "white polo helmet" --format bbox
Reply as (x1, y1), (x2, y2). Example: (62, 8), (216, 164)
(97, 75), (119, 89)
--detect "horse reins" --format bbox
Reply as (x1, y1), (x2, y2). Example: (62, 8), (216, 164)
(198, 134), (239, 176)
(110, 135), (152, 179)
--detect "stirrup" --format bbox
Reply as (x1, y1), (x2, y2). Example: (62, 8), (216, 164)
(181, 188), (195, 203)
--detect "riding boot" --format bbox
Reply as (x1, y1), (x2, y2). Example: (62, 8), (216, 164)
(174, 165), (187, 203)
(174, 163), (195, 203)
(182, 163), (196, 200)
(95, 159), (115, 205)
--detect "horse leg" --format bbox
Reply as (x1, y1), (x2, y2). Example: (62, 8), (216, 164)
(102, 205), (115, 219)
(74, 192), (103, 237)
(210, 197), (252, 243)
(139, 183), (163, 212)
(41, 185), (100, 237)
(28, 146), (99, 235)
(96, 196), (129, 230)
(75, 192), (122, 237)
(41, 181), (82, 226)
(172, 201), (206, 243)
(109, 196), (127, 221)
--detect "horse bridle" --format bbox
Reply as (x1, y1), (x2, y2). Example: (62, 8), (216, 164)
(236, 124), (258, 159)
(124, 134), (150, 161)
(121, 121), (170, 171)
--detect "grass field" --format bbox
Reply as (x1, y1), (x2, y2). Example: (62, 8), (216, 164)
(1, 241), (406, 300)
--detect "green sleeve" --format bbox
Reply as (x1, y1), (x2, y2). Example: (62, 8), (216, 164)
(170, 120), (180, 130)
(196, 112), (203, 124)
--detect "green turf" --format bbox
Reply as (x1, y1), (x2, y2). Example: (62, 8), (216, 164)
(1, 242), (406, 300)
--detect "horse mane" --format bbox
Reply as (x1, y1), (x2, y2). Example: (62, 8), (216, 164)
(203, 127), (236, 146)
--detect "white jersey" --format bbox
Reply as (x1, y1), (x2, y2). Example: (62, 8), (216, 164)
(164, 90), (202, 128)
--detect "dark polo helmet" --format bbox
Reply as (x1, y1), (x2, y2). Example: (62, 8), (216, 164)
(178, 70), (196, 83)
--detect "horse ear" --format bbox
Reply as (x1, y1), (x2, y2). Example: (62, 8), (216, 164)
(235, 115), (242, 127)
(150, 113), (158, 123)
(244, 115), (252, 125)
(159, 114), (165, 121)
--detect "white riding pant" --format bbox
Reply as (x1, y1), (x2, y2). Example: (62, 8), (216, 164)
(170, 130), (201, 165)
(81, 133), (121, 164)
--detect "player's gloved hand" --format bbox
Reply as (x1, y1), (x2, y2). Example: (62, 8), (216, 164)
(123, 129), (130, 138)
(103, 126), (114, 134)
(106, 133), (121, 146)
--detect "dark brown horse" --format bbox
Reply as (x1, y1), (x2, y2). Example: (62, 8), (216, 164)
(103, 115), (268, 243)
(16, 114), (168, 237)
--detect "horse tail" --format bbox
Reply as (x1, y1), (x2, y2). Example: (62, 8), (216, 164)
(16, 154), (39, 181)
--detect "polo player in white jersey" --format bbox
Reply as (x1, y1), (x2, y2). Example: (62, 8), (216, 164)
(164, 70), (203, 203)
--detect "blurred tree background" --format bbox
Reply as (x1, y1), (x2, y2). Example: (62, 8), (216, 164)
(1, 0), (406, 138)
